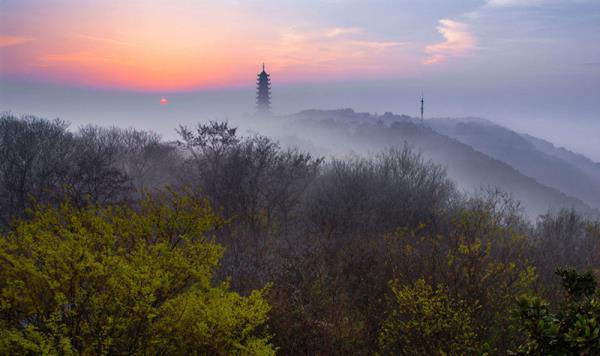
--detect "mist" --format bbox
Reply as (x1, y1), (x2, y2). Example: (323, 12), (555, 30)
(2, 76), (598, 161)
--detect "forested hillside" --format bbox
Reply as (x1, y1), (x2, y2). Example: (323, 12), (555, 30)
(1, 113), (599, 354)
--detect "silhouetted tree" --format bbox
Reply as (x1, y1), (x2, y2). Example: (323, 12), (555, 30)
(0, 114), (73, 227)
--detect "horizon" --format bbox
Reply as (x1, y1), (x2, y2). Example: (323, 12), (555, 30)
(2, 76), (599, 161)
(1, 0), (599, 160)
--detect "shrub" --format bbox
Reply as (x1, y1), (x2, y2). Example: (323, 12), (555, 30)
(0, 191), (274, 355)
(378, 279), (479, 355)
(515, 268), (600, 355)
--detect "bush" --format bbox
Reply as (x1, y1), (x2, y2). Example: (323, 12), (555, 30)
(515, 268), (600, 355)
(378, 279), (479, 355)
(0, 191), (274, 355)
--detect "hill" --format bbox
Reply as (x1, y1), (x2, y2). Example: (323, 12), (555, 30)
(428, 118), (600, 211)
(263, 109), (597, 219)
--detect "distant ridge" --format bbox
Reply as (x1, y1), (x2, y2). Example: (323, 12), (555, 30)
(428, 118), (600, 211)
(278, 109), (598, 219)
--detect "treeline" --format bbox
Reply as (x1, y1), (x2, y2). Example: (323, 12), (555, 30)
(1, 113), (599, 354)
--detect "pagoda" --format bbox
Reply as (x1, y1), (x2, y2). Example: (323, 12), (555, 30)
(256, 63), (271, 114)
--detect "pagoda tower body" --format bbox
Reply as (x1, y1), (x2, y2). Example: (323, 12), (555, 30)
(256, 63), (271, 114)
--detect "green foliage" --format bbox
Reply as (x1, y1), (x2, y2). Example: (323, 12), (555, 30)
(378, 279), (479, 355)
(5, 115), (600, 354)
(445, 209), (536, 349)
(0, 191), (274, 355)
(384, 208), (536, 351)
(515, 268), (600, 355)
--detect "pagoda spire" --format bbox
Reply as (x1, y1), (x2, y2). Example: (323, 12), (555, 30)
(256, 63), (271, 114)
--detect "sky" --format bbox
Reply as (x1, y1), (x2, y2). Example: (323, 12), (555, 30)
(1, 0), (599, 159)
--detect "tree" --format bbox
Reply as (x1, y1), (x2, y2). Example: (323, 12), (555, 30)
(515, 268), (600, 355)
(115, 128), (180, 193)
(304, 146), (454, 238)
(0, 190), (274, 355)
(381, 200), (536, 352)
(530, 210), (600, 303)
(0, 114), (73, 228)
(378, 279), (479, 355)
(177, 121), (321, 293)
(0, 115), (139, 229)
(64, 125), (132, 207)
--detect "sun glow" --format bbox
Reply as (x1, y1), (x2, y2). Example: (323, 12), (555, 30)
(0, 1), (420, 91)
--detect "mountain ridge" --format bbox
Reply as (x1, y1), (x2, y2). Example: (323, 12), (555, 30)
(265, 109), (599, 219)
(427, 117), (600, 211)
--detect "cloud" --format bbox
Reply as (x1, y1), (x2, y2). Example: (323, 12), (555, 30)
(423, 19), (476, 65)
(422, 54), (446, 65)
(325, 27), (364, 38)
(78, 34), (141, 48)
(485, 0), (575, 7)
(0, 35), (34, 48)
(265, 27), (410, 74)
(347, 40), (408, 49)
(37, 51), (132, 66)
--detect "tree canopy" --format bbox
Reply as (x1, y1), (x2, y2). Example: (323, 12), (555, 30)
(0, 191), (274, 355)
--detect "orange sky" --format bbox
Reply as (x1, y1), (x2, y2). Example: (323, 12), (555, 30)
(2, 0), (598, 92)
(0, 1), (442, 91)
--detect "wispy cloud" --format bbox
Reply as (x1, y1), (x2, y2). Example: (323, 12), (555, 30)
(423, 54), (446, 65)
(487, 0), (539, 6)
(423, 19), (476, 65)
(266, 27), (410, 74)
(0, 35), (34, 48)
(37, 51), (132, 66)
(485, 0), (581, 7)
(325, 27), (364, 38)
(348, 40), (408, 49)
(78, 34), (142, 48)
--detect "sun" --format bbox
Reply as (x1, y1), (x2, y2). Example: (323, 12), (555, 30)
(159, 97), (169, 105)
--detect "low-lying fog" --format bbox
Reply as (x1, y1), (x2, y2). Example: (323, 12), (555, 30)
(1, 77), (598, 161)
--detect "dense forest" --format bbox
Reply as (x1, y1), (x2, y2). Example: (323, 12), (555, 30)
(1, 113), (599, 354)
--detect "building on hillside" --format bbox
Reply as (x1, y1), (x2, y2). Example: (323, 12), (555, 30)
(256, 63), (271, 114)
